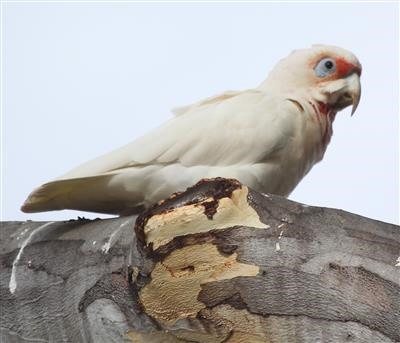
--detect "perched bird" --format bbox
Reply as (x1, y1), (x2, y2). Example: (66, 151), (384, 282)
(22, 44), (362, 215)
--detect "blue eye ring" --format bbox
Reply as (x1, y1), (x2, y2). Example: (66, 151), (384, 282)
(314, 58), (336, 77)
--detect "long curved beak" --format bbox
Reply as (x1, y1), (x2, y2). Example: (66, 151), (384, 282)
(346, 73), (361, 116)
(321, 72), (361, 116)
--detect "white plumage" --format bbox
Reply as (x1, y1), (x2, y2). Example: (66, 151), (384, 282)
(22, 44), (361, 215)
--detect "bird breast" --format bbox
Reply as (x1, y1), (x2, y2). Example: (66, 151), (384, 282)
(258, 98), (333, 197)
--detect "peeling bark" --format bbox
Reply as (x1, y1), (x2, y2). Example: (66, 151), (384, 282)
(1, 178), (399, 342)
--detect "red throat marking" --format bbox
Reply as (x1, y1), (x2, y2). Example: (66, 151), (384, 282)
(317, 102), (336, 121)
(309, 101), (337, 147)
(317, 102), (329, 116)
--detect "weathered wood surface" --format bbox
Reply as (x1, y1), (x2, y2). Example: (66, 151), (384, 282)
(1, 178), (399, 343)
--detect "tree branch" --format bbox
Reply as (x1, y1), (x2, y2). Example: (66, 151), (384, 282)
(1, 178), (399, 342)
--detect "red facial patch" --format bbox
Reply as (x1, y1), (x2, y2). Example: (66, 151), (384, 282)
(336, 57), (361, 77)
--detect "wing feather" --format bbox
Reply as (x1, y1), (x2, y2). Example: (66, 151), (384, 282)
(22, 89), (299, 214)
(171, 90), (240, 116)
(62, 89), (291, 179)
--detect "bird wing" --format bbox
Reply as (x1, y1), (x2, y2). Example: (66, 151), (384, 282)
(171, 90), (240, 116)
(22, 89), (299, 214)
(61, 89), (293, 179)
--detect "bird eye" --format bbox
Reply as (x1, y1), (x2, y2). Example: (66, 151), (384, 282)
(314, 58), (336, 77)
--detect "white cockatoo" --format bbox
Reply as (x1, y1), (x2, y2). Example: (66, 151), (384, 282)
(22, 44), (361, 215)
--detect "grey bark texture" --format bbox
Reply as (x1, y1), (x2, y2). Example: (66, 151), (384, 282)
(1, 178), (399, 343)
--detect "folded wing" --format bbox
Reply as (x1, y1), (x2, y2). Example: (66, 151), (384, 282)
(22, 89), (295, 214)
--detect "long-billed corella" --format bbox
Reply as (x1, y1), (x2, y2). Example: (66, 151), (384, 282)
(22, 44), (361, 215)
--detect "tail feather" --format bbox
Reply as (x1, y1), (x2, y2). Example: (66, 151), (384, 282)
(21, 174), (143, 215)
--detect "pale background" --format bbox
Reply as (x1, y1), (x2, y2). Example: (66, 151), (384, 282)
(1, 2), (399, 224)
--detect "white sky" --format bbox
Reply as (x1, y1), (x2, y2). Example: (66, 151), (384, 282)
(1, 2), (399, 224)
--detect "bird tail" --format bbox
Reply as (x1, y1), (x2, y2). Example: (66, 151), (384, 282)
(20, 174), (135, 215)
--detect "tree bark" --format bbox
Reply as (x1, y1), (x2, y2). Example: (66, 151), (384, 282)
(1, 178), (399, 343)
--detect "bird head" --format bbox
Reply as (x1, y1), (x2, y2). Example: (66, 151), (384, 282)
(260, 44), (362, 115)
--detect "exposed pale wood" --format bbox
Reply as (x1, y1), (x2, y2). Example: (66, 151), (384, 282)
(1, 178), (399, 342)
